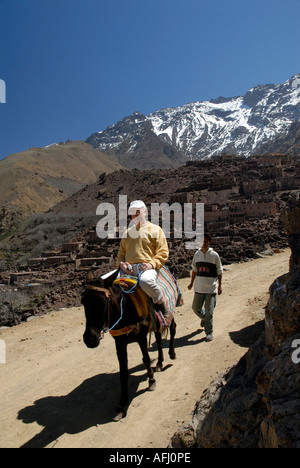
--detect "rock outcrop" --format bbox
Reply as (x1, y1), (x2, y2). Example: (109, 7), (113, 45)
(170, 190), (300, 448)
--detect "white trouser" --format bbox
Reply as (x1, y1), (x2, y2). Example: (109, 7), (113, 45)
(119, 265), (163, 303)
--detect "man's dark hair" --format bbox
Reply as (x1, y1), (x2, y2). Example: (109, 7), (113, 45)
(204, 232), (212, 242)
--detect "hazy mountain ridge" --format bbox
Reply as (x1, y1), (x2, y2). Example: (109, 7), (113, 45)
(0, 141), (123, 234)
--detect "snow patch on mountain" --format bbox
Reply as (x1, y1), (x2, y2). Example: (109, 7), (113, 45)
(148, 74), (300, 158)
(86, 74), (300, 160)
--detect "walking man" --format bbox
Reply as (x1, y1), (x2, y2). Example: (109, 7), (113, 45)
(188, 233), (223, 341)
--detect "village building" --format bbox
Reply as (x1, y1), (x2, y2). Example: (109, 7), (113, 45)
(9, 272), (34, 285)
(75, 256), (112, 270)
(61, 242), (85, 252)
(228, 200), (278, 221)
(170, 193), (195, 204)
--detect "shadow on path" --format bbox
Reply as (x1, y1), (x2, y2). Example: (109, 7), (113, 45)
(18, 329), (205, 448)
(18, 362), (151, 448)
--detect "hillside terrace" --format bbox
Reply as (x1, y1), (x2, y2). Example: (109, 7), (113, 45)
(9, 153), (300, 273)
(0, 153), (298, 325)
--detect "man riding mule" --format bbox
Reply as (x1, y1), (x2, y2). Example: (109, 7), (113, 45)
(81, 200), (181, 420)
(117, 200), (172, 325)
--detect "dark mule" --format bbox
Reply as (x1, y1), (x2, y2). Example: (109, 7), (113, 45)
(82, 270), (177, 421)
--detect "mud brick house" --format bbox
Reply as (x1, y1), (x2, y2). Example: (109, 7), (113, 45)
(275, 176), (300, 190)
(228, 200), (278, 222)
(28, 255), (71, 269)
(245, 201), (278, 218)
(252, 154), (283, 165)
(75, 256), (112, 270)
(251, 193), (274, 203)
(241, 180), (275, 196)
(61, 242), (85, 252)
(9, 272), (34, 285)
(28, 258), (44, 268)
(170, 193), (195, 204)
(204, 204), (229, 224)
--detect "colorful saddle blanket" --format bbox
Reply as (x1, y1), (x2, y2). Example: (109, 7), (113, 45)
(113, 266), (182, 334)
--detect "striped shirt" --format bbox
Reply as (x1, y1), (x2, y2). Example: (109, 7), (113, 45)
(191, 248), (223, 294)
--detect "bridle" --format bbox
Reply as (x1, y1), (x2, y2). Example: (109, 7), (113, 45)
(86, 284), (112, 300)
(85, 268), (142, 337)
(86, 284), (122, 335)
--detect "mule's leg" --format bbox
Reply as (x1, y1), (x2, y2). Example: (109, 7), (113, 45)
(169, 319), (177, 360)
(139, 335), (156, 391)
(154, 331), (164, 371)
(114, 339), (129, 420)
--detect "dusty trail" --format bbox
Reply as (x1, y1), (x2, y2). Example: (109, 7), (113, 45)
(0, 250), (290, 448)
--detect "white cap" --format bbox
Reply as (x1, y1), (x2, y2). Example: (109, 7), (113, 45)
(128, 200), (147, 214)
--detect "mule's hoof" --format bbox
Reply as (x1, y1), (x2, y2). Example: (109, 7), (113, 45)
(113, 406), (127, 421)
(155, 364), (163, 372)
(113, 411), (126, 422)
(148, 379), (156, 391)
(169, 352), (176, 360)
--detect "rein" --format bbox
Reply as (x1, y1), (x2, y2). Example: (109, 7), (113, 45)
(86, 264), (143, 336)
(117, 263), (142, 294)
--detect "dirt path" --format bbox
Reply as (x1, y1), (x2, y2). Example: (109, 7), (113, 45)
(0, 250), (290, 448)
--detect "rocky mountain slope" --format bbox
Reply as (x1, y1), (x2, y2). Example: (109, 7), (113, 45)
(86, 74), (300, 163)
(258, 118), (300, 156)
(170, 191), (300, 448)
(3, 153), (295, 267)
(0, 140), (123, 234)
(86, 112), (187, 169)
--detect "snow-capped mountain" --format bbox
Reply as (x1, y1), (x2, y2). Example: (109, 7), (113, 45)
(86, 74), (300, 162)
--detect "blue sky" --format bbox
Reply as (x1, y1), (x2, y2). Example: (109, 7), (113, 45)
(0, 0), (299, 159)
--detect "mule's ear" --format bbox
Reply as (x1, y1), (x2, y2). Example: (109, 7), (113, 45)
(86, 270), (94, 282)
(101, 268), (119, 287)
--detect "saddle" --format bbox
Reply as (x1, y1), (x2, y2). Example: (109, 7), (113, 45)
(113, 277), (149, 318)
(111, 266), (182, 336)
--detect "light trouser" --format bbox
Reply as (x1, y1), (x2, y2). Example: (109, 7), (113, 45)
(119, 266), (164, 304)
(192, 293), (217, 335)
